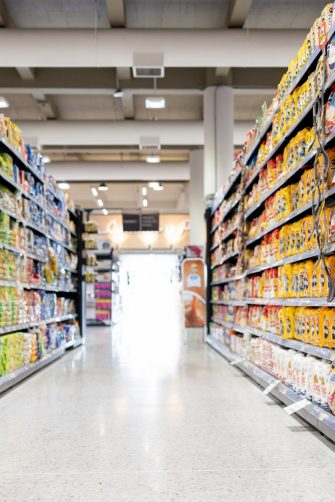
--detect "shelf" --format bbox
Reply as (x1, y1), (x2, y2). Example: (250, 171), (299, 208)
(245, 147), (318, 220)
(0, 346), (65, 395)
(243, 30), (335, 167)
(244, 71), (335, 195)
(246, 185), (335, 249)
(211, 168), (242, 214)
(211, 249), (240, 269)
(210, 299), (245, 307)
(210, 273), (246, 286)
(206, 336), (335, 442)
(210, 221), (220, 235)
(0, 313), (77, 336)
(210, 242), (220, 252)
(245, 297), (335, 307)
(0, 136), (45, 184)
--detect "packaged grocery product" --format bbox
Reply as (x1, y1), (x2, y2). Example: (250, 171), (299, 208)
(279, 307), (296, 339)
(325, 84), (335, 135)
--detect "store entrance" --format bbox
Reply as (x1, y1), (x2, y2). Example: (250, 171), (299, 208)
(113, 253), (182, 366)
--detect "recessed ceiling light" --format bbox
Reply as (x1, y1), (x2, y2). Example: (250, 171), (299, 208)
(113, 88), (124, 98)
(143, 198), (148, 208)
(148, 181), (160, 188)
(0, 97), (9, 108)
(43, 155), (51, 164)
(102, 208), (108, 215)
(91, 187), (98, 197)
(142, 186), (147, 196)
(145, 97), (166, 109)
(153, 183), (164, 191)
(97, 199), (104, 207)
(98, 183), (108, 192)
(146, 154), (160, 164)
(58, 181), (70, 190)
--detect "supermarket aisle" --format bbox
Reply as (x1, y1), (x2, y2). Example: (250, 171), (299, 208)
(1, 296), (335, 500)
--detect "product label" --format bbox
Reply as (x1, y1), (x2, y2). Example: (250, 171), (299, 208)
(284, 398), (311, 415)
(263, 379), (281, 395)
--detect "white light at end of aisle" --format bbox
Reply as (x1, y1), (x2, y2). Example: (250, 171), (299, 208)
(102, 208), (108, 215)
(146, 155), (160, 164)
(148, 181), (159, 188)
(98, 183), (108, 192)
(142, 186), (147, 196)
(145, 97), (166, 109)
(0, 97), (9, 108)
(43, 156), (51, 164)
(58, 181), (70, 190)
(143, 198), (148, 208)
(91, 187), (98, 197)
(97, 199), (104, 207)
(153, 183), (164, 191)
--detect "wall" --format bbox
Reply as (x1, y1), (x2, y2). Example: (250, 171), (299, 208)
(90, 213), (190, 250)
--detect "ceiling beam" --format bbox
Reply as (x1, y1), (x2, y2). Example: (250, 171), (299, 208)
(31, 91), (58, 120)
(227, 0), (253, 28)
(0, 29), (305, 68)
(105, 0), (126, 27)
(47, 162), (189, 181)
(121, 91), (135, 119)
(16, 67), (35, 80)
(17, 120), (253, 147)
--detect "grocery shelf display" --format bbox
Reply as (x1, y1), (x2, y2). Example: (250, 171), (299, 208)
(0, 115), (86, 394)
(206, 5), (335, 441)
(83, 221), (113, 326)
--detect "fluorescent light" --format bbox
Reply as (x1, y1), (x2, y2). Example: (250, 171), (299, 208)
(102, 208), (108, 215)
(97, 199), (104, 207)
(148, 181), (159, 188)
(98, 183), (108, 192)
(142, 186), (147, 196)
(43, 155), (51, 164)
(142, 198), (148, 208)
(145, 97), (166, 109)
(0, 97), (9, 108)
(58, 181), (70, 190)
(153, 183), (164, 191)
(113, 88), (124, 98)
(91, 187), (98, 197)
(146, 154), (160, 164)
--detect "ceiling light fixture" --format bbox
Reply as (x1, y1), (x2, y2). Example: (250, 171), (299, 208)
(0, 97), (9, 108)
(43, 155), (51, 164)
(102, 208), (108, 215)
(91, 187), (98, 197)
(113, 88), (124, 98)
(142, 186), (147, 196)
(143, 198), (148, 208)
(153, 183), (164, 191)
(145, 97), (166, 109)
(148, 181), (159, 188)
(58, 181), (70, 190)
(98, 183), (108, 192)
(146, 154), (160, 164)
(97, 199), (104, 207)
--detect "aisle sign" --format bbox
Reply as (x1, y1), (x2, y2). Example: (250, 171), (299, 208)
(182, 258), (205, 327)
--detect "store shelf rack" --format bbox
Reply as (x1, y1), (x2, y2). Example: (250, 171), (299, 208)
(206, 336), (335, 442)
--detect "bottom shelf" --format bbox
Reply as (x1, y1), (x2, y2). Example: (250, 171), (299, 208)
(206, 336), (335, 443)
(0, 346), (65, 394)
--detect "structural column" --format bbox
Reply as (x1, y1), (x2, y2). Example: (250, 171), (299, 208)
(189, 148), (205, 246)
(204, 86), (234, 196)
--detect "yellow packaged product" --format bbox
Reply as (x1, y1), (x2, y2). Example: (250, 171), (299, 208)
(276, 186), (293, 220)
(303, 215), (316, 250)
(317, 256), (335, 297)
(279, 307), (296, 339)
(301, 260), (315, 298)
(320, 308), (335, 348)
(291, 182), (299, 211)
(294, 307), (304, 341)
(278, 225), (288, 259)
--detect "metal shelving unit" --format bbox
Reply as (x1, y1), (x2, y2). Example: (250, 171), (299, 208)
(0, 135), (85, 394)
(206, 336), (335, 442)
(206, 18), (335, 442)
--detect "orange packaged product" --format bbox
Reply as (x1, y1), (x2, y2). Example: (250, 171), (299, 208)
(267, 159), (277, 188)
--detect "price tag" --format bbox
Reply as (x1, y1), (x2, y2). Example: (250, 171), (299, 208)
(284, 398), (311, 415)
(230, 358), (245, 366)
(263, 379), (281, 395)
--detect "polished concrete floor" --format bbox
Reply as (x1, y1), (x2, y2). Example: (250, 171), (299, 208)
(1, 280), (335, 501)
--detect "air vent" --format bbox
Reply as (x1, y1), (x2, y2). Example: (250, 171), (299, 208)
(133, 52), (164, 79)
(139, 136), (161, 151)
